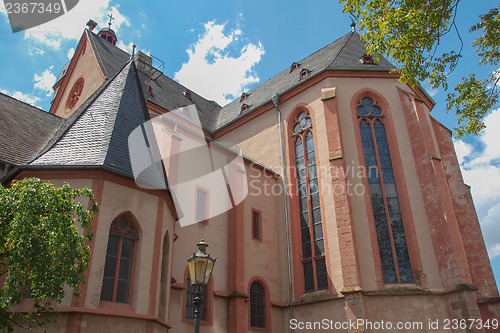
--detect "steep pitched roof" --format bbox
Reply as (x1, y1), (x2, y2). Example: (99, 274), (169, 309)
(147, 72), (221, 131)
(60, 30), (394, 134)
(86, 30), (221, 131)
(215, 31), (395, 129)
(87, 30), (131, 79)
(0, 92), (64, 165)
(30, 61), (166, 187)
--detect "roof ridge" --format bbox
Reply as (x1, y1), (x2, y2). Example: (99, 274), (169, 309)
(87, 30), (131, 78)
(299, 31), (355, 67)
(103, 60), (170, 189)
(0, 91), (54, 115)
(87, 29), (109, 78)
(220, 31), (356, 109)
(31, 60), (132, 163)
(327, 31), (355, 68)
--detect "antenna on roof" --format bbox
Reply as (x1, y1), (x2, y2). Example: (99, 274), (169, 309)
(107, 14), (115, 29)
(349, 12), (357, 32)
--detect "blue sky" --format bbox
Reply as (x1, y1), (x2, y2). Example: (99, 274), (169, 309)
(0, 1), (499, 286)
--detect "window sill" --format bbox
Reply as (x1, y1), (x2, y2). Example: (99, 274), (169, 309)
(182, 318), (212, 326)
(98, 300), (135, 315)
(249, 326), (270, 332)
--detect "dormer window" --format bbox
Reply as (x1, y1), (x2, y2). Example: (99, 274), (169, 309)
(290, 62), (300, 72)
(148, 85), (153, 97)
(361, 54), (374, 64)
(241, 103), (249, 114)
(300, 68), (310, 80)
(183, 90), (192, 100)
(240, 92), (249, 102)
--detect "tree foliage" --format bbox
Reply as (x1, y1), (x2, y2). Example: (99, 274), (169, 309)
(0, 178), (98, 331)
(341, 0), (500, 137)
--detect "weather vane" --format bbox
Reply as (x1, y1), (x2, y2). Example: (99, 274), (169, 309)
(107, 14), (115, 29)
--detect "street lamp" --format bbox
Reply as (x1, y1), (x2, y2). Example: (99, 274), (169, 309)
(187, 239), (216, 333)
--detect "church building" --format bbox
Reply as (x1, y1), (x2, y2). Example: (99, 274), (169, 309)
(1, 20), (499, 332)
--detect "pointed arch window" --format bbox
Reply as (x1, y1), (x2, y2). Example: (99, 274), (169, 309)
(357, 97), (413, 283)
(100, 216), (139, 303)
(292, 110), (328, 292)
(249, 281), (266, 328)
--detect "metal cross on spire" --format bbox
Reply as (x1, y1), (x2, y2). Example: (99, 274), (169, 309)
(107, 14), (115, 29)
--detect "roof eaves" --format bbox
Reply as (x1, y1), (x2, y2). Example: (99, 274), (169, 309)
(214, 66), (330, 133)
(1, 164), (144, 187)
(214, 65), (399, 134)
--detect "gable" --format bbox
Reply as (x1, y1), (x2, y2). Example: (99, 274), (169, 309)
(50, 31), (107, 118)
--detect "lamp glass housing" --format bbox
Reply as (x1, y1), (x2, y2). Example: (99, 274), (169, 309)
(188, 254), (215, 286)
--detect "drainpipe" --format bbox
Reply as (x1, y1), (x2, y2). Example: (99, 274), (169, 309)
(272, 93), (294, 331)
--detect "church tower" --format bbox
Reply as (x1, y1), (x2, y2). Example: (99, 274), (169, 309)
(97, 14), (117, 45)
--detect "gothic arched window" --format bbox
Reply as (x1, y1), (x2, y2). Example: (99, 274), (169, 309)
(249, 281), (266, 328)
(292, 110), (328, 292)
(100, 216), (139, 303)
(357, 97), (413, 283)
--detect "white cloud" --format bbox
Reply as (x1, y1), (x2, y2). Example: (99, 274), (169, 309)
(24, 1), (129, 50)
(28, 46), (46, 56)
(0, 89), (40, 106)
(117, 40), (134, 53)
(455, 107), (500, 259)
(481, 203), (500, 259)
(174, 21), (265, 106)
(33, 66), (57, 97)
(453, 140), (473, 165)
(67, 47), (75, 60)
(427, 87), (438, 97)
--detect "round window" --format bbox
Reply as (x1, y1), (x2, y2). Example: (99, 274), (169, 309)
(65, 77), (85, 111)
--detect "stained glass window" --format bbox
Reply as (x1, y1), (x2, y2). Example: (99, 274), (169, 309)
(292, 110), (328, 292)
(357, 97), (413, 283)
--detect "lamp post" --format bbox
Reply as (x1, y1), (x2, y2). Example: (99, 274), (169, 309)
(187, 239), (216, 333)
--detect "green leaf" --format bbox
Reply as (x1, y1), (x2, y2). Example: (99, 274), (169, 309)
(340, 0), (500, 136)
(0, 178), (98, 331)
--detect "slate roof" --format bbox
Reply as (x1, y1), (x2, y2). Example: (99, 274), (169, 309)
(215, 31), (396, 129)
(0, 92), (64, 165)
(1, 29), (397, 178)
(85, 30), (393, 132)
(87, 30), (222, 131)
(147, 74), (222, 131)
(30, 61), (166, 188)
(87, 30), (131, 79)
